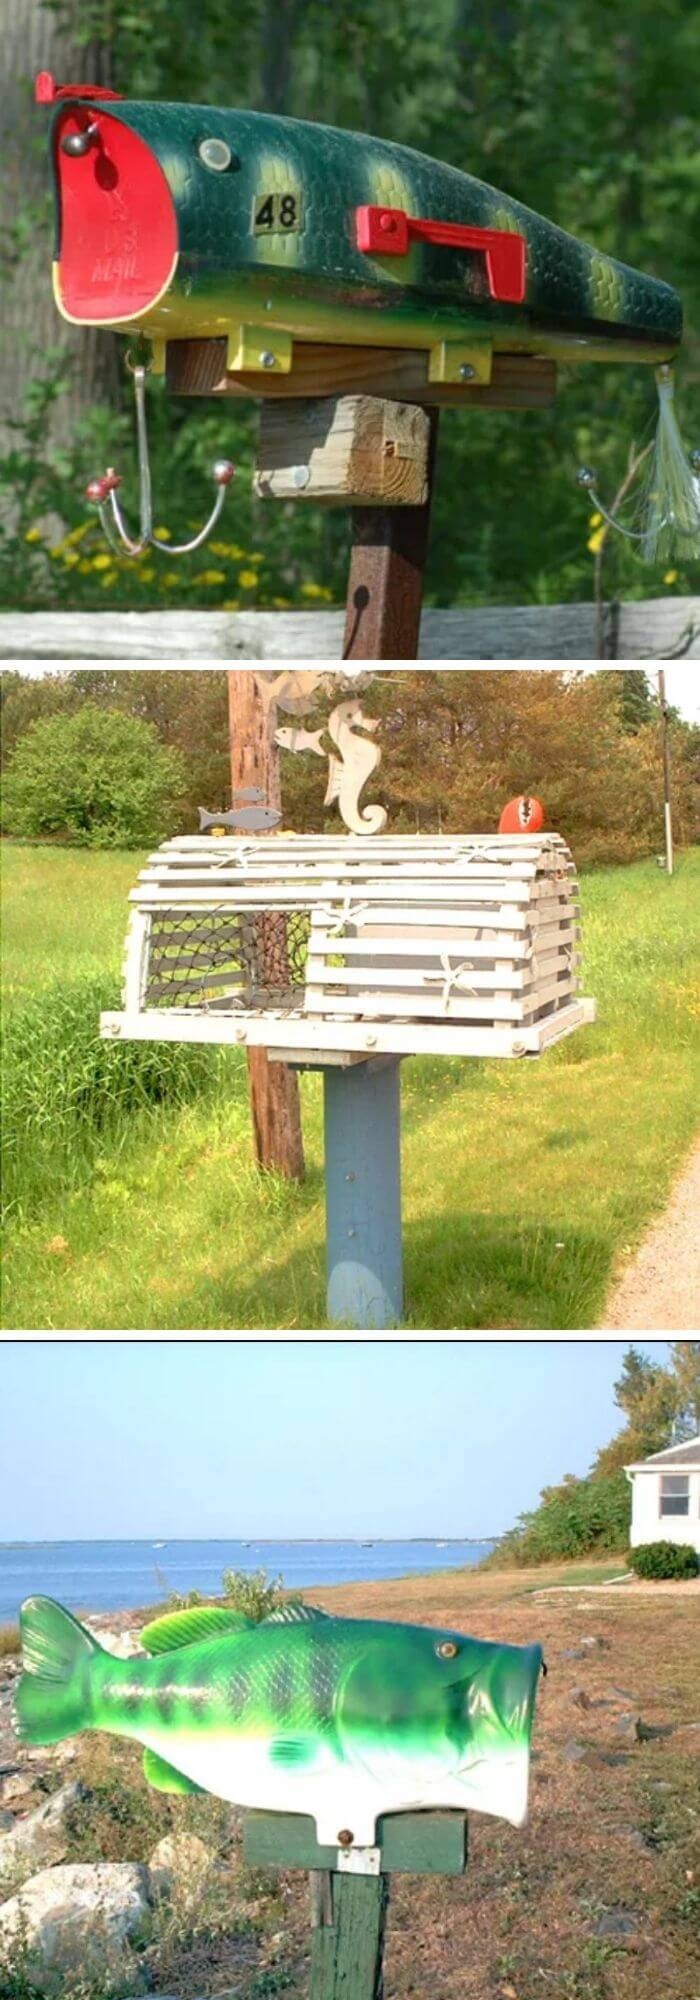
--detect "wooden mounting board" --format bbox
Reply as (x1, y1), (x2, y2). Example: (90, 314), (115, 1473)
(166, 339), (557, 409)
(243, 1809), (468, 1874)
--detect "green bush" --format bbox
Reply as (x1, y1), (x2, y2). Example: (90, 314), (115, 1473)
(1, 703), (185, 847)
(221, 1569), (298, 1622)
(1, 971), (233, 1223)
(628, 1541), (699, 1580)
(489, 1469), (631, 1567)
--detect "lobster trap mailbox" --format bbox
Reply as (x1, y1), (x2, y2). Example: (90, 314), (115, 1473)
(101, 827), (595, 1326)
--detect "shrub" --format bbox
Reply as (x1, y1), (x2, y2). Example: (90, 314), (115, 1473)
(489, 1468), (631, 1567)
(1, 971), (233, 1223)
(1, 703), (185, 847)
(221, 1569), (297, 1622)
(628, 1541), (699, 1580)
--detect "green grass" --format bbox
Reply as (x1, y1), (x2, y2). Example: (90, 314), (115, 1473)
(1, 844), (698, 1330)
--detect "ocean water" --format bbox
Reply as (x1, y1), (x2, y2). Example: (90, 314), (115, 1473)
(0, 1539), (494, 1626)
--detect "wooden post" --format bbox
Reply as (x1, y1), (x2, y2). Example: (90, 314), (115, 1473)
(244, 1810), (468, 2000)
(227, 671), (305, 1180)
(342, 410), (440, 660)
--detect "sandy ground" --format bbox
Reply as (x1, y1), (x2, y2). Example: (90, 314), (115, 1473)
(600, 1135), (700, 1330)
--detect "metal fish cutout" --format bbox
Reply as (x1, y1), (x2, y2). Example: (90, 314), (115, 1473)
(198, 804), (282, 833)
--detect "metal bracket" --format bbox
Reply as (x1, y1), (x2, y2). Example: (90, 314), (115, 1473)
(336, 1845), (381, 1876)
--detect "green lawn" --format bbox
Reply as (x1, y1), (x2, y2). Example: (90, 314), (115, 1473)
(2, 843), (698, 1331)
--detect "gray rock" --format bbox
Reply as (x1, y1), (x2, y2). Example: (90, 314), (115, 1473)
(148, 1832), (213, 1900)
(594, 1911), (641, 1938)
(0, 1861), (152, 1995)
(0, 1811), (15, 1832)
(570, 1686), (591, 1710)
(580, 1635), (609, 1651)
(561, 1739), (588, 1763)
(0, 1782), (84, 1895)
(559, 1647), (586, 1660)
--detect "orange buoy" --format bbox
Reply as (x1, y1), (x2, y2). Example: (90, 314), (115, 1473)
(498, 795), (545, 834)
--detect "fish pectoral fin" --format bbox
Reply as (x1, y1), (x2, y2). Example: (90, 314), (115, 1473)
(269, 1735), (316, 1767)
(143, 1749), (205, 1796)
(141, 1607), (253, 1655)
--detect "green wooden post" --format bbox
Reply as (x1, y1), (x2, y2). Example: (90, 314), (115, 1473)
(243, 1811), (468, 2000)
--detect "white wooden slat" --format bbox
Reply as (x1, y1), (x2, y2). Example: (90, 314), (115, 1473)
(303, 976), (577, 1022)
(303, 953), (578, 994)
(100, 997), (595, 1059)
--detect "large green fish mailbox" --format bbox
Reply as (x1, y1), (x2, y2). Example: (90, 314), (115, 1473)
(38, 73), (680, 378)
(15, 1597), (543, 1846)
(36, 73), (699, 559)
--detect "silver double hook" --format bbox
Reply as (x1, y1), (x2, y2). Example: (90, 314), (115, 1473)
(85, 361), (234, 559)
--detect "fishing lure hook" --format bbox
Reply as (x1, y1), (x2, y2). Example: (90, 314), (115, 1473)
(574, 365), (700, 558)
(85, 360), (234, 559)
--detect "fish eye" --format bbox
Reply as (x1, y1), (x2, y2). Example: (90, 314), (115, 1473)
(436, 1640), (458, 1660)
(197, 137), (235, 173)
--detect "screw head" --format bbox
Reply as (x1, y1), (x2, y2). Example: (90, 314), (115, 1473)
(213, 458), (235, 486)
(291, 464), (310, 489)
(576, 465), (597, 490)
(337, 1829), (354, 1847)
(260, 350), (277, 369)
(459, 363), (475, 381)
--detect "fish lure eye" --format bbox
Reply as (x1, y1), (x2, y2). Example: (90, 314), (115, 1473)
(436, 1640), (459, 1660)
(197, 137), (235, 173)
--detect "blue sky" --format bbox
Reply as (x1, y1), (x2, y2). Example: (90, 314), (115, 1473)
(0, 1341), (668, 1540)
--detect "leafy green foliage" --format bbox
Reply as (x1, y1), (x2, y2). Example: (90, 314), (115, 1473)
(491, 1347), (700, 1565)
(2, 704), (186, 847)
(1, 972), (233, 1224)
(221, 1569), (299, 1622)
(629, 1541), (699, 1579)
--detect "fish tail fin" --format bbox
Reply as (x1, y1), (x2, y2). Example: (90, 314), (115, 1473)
(14, 1597), (101, 1745)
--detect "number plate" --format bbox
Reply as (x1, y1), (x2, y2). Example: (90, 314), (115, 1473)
(253, 191), (303, 235)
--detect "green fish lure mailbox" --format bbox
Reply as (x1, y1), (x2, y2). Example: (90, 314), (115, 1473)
(36, 72), (700, 567)
(14, 1597), (543, 1848)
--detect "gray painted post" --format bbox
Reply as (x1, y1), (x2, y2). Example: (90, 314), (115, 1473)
(323, 1058), (403, 1328)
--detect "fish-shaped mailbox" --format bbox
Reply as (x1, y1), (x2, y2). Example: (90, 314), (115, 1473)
(39, 76), (680, 373)
(15, 1597), (543, 1846)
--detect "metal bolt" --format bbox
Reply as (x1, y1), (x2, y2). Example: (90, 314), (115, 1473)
(345, 1172), (356, 1182)
(365, 1034), (377, 1048)
(576, 465), (597, 490)
(291, 464), (310, 489)
(260, 350), (277, 369)
(337, 1829), (354, 1847)
(459, 363), (475, 381)
(347, 1229), (356, 1239)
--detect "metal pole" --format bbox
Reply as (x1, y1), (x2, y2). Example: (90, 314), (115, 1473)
(323, 1058), (403, 1328)
(658, 670), (674, 876)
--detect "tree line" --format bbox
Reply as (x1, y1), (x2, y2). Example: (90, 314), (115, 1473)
(1, 668), (698, 866)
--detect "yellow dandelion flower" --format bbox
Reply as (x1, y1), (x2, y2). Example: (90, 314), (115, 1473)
(92, 553), (113, 571)
(663, 569), (678, 585)
(300, 581), (333, 600)
(587, 527), (606, 555)
(153, 526), (171, 541)
(140, 567), (156, 582)
(62, 550), (80, 567)
(101, 571), (118, 588)
(161, 571), (181, 587)
(24, 526), (42, 544)
(238, 568), (258, 588)
(65, 523), (90, 545)
(272, 596), (291, 609)
(198, 569), (226, 586)
(221, 599), (240, 611)
(588, 512), (602, 528)
(78, 559), (93, 573)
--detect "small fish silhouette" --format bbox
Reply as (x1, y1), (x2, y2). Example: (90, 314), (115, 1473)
(198, 804), (282, 833)
(255, 671), (327, 718)
(274, 726), (326, 757)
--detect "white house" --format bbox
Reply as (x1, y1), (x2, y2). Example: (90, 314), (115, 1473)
(625, 1435), (700, 1552)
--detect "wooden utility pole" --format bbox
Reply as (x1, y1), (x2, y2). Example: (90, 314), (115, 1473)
(658, 670), (674, 876)
(227, 670), (305, 1180)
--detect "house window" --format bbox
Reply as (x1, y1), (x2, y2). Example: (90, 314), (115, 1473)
(659, 1475), (689, 1517)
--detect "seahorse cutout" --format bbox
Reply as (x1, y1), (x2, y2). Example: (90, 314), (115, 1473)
(324, 701), (387, 835)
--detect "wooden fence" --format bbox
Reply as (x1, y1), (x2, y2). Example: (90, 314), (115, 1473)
(1, 597), (698, 661)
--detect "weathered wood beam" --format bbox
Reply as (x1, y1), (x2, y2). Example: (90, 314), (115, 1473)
(3, 599), (699, 660)
(255, 395), (430, 506)
(167, 339), (557, 409)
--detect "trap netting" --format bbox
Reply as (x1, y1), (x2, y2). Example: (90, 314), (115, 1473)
(143, 908), (311, 1011)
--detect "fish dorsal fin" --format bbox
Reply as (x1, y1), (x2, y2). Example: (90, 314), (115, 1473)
(140, 1607), (253, 1655)
(264, 1603), (332, 1626)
